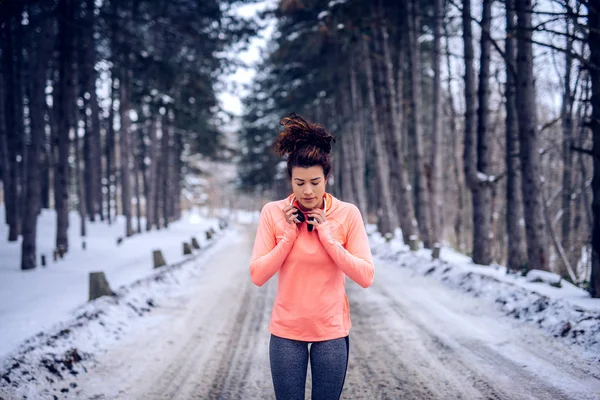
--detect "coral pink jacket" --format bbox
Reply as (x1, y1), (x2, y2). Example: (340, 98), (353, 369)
(250, 193), (374, 341)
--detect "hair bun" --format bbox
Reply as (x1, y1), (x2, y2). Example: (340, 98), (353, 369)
(274, 112), (336, 156)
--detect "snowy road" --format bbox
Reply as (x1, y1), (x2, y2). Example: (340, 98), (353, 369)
(72, 225), (600, 400)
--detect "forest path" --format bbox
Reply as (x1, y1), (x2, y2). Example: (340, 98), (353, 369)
(73, 225), (600, 400)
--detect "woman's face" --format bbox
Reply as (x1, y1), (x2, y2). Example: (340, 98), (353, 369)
(291, 166), (327, 211)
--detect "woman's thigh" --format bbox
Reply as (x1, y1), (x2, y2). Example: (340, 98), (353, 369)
(309, 336), (349, 400)
(269, 334), (309, 400)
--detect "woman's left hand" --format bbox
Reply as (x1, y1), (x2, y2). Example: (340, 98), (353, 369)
(306, 209), (327, 231)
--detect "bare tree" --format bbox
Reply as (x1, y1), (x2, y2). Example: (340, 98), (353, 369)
(587, 0), (600, 297)
(21, 5), (53, 270)
(505, 0), (527, 271)
(462, 0), (489, 264)
(362, 33), (397, 235)
(379, 14), (417, 243)
(349, 49), (368, 220)
(516, 0), (549, 271)
(405, 0), (432, 247)
(430, 0), (444, 244)
(119, 66), (133, 237)
(3, 2), (22, 241)
(86, 0), (103, 222)
(473, 0), (494, 265)
(55, 0), (76, 253)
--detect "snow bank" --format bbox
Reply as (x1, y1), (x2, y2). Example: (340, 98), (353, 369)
(0, 207), (224, 360)
(0, 227), (237, 399)
(369, 232), (600, 363)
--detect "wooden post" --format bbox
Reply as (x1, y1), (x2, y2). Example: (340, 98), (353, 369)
(89, 272), (115, 301)
(409, 235), (419, 251)
(191, 237), (200, 249)
(432, 243), (441, 259)
(41, 254), (46, 267)
(183, 242), (192, 255)
(153, 250), (167, 268)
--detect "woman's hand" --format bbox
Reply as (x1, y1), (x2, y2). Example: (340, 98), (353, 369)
(306, 209), (327, 231)
(282, 205), (301, 225)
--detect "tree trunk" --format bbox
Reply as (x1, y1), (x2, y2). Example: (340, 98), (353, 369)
(85, 0), (103, 222)
(362, 35), (397, 235)
(153, 118), (162, 230)
(40, 106), (51, 210)
(588, 0), (600, 297)
(0, 11), (7, 221)
(13, 1), (25, 238)
(349, 49), (368, 221)
(119, 68), (133, 237)
(430, 0), (443, 244)
(405, 0), (432, 247)
(505, 0), (527, 271)
(21, 7), (52, 270)
(76, 15), (87, 238)
(462, 0), (483, 262)
(147, 113), (158, 230)
(3, 3), (22, 241)
(161, 114), (170, 229)
(473, 0), (494, 265)
(81, 35), (94, 223)
(516, 0), (549, 271)
(133, 126), (142, 234)
(443, 22), (466, 251)
(75, 91), (87, 238)
(173, 129), (183, 221)
(140, 119), (150, 231)
(340, 93), (356, 204)
(105, 76), (116, 224)
(381, 19), (416, 243)
(55, 0), (75, 253)
(560, 19), (575, 276)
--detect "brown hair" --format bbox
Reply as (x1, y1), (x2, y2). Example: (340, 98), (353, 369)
(273, 113), (336, 178)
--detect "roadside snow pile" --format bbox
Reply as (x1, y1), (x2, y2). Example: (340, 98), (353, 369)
(0, 228), (235, 400)
(369, 231), (600, 362)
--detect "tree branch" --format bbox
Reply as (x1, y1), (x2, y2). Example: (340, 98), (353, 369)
(570, 145), (594, 156)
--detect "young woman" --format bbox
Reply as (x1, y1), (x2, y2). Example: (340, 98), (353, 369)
(250, 113), (374, 400)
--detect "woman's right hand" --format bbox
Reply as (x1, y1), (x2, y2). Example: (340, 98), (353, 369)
(283, 205), (301, 225)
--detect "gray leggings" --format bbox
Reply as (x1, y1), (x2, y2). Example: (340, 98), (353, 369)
(269, 334), (349, 400)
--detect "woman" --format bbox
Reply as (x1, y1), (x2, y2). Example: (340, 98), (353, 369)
(250, 113), (374, 400)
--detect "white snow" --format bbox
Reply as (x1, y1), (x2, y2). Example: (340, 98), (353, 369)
(526, 269), (563, 285)
(1, 214), (598, 398)
(369, 229), (600, 362)
(0, 207), (223, 360)
(317, 11), (330, 20)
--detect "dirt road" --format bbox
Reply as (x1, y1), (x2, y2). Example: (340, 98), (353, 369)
(74, 226), (600, 400)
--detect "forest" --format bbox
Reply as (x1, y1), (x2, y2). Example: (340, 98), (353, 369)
(237, 0), (600, 298)
(1, 0), (600, 298)
(0, 0), (255, 267)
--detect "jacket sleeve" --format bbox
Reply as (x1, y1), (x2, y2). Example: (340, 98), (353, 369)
(250, 203), (298, 287)
(317, 205), (374, 288)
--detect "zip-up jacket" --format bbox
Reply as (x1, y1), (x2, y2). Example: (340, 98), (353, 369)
(250, 193), (374, 341)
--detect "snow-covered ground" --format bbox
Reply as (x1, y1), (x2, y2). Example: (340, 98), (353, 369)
(368, 229), (600, 364)
(0, 207), (256, 360)
(1, 213), (599, 399)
